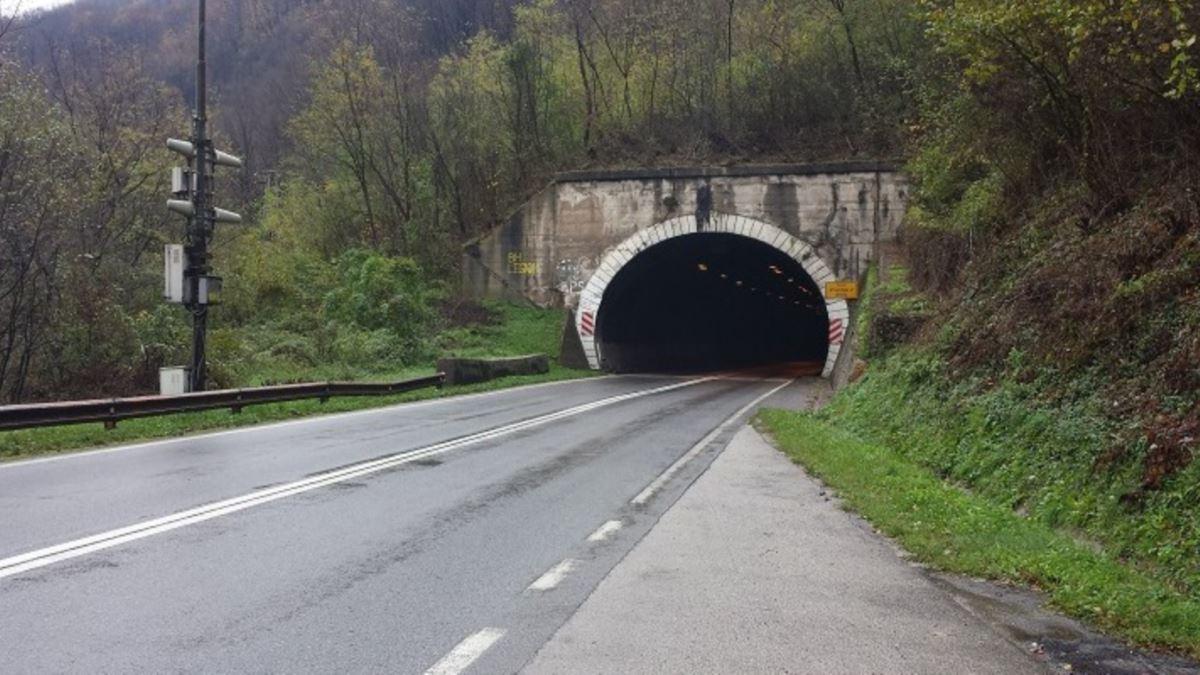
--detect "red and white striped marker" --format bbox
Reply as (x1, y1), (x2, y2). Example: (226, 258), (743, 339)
(828, 318), (845, 346)
(580, 311), (595, 337)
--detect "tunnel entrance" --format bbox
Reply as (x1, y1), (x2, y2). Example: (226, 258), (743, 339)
(593, 233), (829, 373)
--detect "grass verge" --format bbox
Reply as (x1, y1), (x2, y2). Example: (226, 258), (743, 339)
(1, 303), (594, 462)
(758, 408), (1200, 659)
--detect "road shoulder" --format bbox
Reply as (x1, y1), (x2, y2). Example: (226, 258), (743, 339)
(522, 425), (1044, 674)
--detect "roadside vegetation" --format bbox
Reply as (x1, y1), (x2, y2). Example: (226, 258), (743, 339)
(764, 179), (1199, 657)
(759, 1), (1199, 657)
(0, 0), (918, 405)
(762, 264), (1200, 656)
(763, 252), (1199, 659)
(0, 302), (591, 461)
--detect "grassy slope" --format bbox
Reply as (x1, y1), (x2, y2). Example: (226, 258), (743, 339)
(759, 223), (1200, 657)
(821, 350), (1200, 595)
(0, 303), (594, 461)
(845, 196), (1200, 598)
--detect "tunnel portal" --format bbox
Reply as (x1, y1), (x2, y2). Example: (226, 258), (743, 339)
(594, 233), (829, 373)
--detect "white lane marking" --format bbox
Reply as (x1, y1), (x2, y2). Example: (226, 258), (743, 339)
(716, 376), (792, 383)
(528, 559), (577, 591)
(424, 627), (506, 675)
(631, 379), (794, 506)
(0, 375), (627, 470)
(0, 378), (716, 580)
(586, 520), (623, 542)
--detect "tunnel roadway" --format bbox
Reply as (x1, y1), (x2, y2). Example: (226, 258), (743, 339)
(0, 372), (812, 673)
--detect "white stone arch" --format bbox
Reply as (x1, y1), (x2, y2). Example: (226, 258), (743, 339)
(574, 213), (850, 378)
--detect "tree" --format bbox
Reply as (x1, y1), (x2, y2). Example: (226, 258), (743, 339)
(0, 61), (78, 401)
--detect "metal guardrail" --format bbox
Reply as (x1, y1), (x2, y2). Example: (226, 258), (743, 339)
(0, 374), (446, 432)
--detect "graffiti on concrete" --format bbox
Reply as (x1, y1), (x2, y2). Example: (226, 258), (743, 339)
(556, 258), (590, 294)
(507, 252), (539, 276)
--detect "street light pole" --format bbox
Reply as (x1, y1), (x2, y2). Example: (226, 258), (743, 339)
(165, 0), (242, 394)
(187, 0), (211, 392)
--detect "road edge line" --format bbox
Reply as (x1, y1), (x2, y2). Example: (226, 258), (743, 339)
(631, 378), (794, 506)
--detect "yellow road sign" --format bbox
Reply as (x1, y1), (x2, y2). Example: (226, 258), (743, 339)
(825, 280), (860, 300)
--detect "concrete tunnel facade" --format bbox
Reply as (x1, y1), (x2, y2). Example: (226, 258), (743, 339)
(574, 214), (849, 377)
(463, 163), (906, 377)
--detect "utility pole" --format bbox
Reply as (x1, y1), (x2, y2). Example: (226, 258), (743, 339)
(165, 0), (242, 393)
(189, 0), (210, 394)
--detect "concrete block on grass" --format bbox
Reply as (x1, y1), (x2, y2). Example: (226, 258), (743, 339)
(437, 354), (550, 386)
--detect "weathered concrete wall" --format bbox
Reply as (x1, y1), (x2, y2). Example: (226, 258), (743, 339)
(465, 162), (907, 307)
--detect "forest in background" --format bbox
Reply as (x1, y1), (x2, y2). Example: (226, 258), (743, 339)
(0, 0), (1197, 415)
(0, 0), (919, 402)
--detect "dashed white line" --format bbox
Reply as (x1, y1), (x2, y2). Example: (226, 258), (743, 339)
(424, 627), (506, 675)
(528, 559), (577, 591)
(0, 377), (716, 581)
(631, 379), (793, 506)
(586, 520), (623, 542)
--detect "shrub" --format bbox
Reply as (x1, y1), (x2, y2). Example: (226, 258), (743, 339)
(322, 249), (441, 362)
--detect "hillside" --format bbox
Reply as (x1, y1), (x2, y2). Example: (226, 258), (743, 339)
(0, 0), (915, 403)
(10, 0), (524, 183)
(774, 1), (1200, 655)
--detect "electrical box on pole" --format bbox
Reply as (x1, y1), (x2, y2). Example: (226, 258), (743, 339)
(164, 244), (185, 303)
(183, 275), (223, 306)
(159, 366), (190, 396)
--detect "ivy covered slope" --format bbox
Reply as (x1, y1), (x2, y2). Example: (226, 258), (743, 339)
(766, 0), (1199, 655)
(763, 202), (1198, 654)
(843, 182), (1200, 586)
(873, 0), (1200, 597)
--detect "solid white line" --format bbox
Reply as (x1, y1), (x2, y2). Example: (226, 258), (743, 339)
(586, 520), (623, 542)
(0, 375), (628, 470)
(528, 559), (577, 591)
(631, 379), (794, 506)
(424, 627), (506, 675)
(0, 377), (716, 581)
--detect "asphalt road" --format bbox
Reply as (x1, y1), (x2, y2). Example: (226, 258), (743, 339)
(0, 373), (812, 673)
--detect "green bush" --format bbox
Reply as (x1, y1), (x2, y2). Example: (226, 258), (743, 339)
(323, 250), (438, 332)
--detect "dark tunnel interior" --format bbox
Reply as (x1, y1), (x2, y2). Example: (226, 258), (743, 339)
(595, 233), (829, 373)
